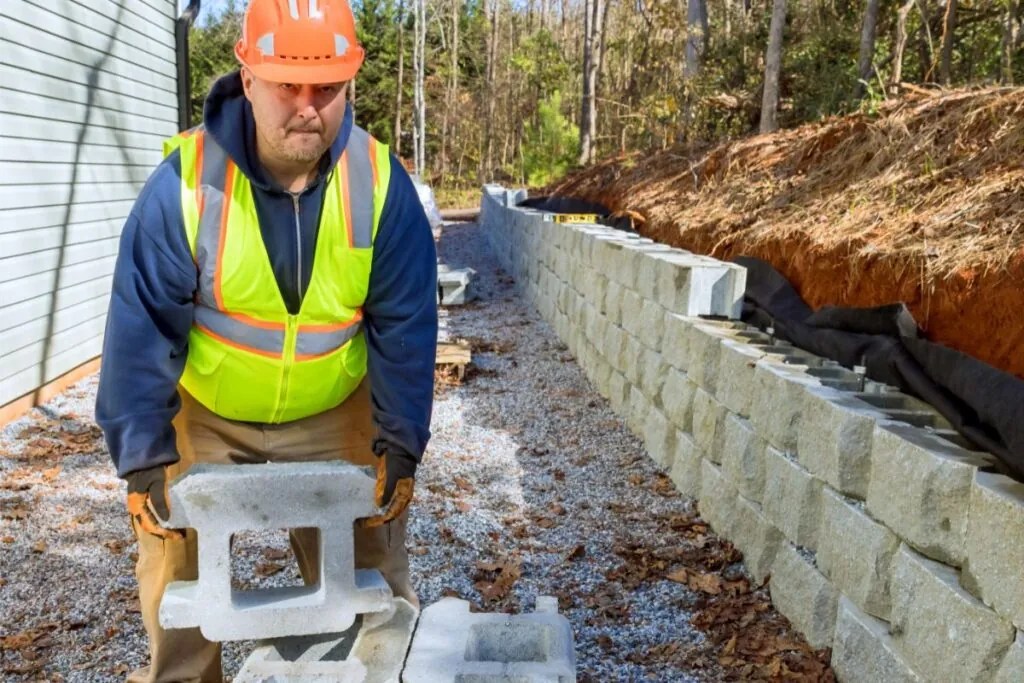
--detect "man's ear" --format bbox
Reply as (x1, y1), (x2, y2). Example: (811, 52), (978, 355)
(240, 67), (255, 102)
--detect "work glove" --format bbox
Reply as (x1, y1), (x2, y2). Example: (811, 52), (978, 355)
(358, 448), (416, 529)
(127, 466), (185, 541)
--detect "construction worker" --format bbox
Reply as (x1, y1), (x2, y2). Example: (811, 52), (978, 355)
(94, 1), (437, 680)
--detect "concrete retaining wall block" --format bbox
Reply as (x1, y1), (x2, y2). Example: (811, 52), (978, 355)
(890, 545), (1015, 683)
(692, 388), (728, 463)
(621, 334), (645, 385)
(661, 313), (693, 372)
(797, 387), (881, 500)
(818, 487), (900, 621)
(699, 460), (739, 540)
(963, 472), (1024, 631)
(607, 372), (631, 415)
(627, 386), (652, 438)
(716, 339), (765, 418)
(750, 361), (821, 453)
(644, 408), (676, 469)
(687, 324), (727, 394)
(762, 446), (824, 551)
(639, 349), (668, 406)
(620, 289), (645, 338)
(604, 280), (625, 325)
(602, 324), (628, 375)
(995, 632), (1024, 683)
(660, 368), (697, 434)
(638, 300), (667, 352)
(670, 431), (703, 499)
(720, 414), (767, 504)
(831, 597), (925, 683)
(769, 543), (839, 650)
(731, 494), (783, 585)
(868, 422), (992, 567)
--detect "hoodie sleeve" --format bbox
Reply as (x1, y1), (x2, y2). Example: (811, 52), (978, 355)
(95, 153), (197, 478)
(364, 156), (438, 463)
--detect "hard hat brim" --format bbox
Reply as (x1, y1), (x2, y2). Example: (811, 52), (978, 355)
(242, 58), (363, 86)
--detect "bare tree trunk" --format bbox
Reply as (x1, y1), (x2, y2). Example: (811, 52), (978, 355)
(760, 0), (787, 133)
(394, 0), (405, 156)
(918, 0), (934, 79)
(413, 0), (426, 176)
(578, 0), (594, 165)
(891, 0), (916, 88)
(686, 0), (709, 78)
(440, 0), (461, 179)
(938, 0), (958, 84)
(855, 0), (882, 97)
(482, 0), (500, 178)
(1003, 0), (1019, 84)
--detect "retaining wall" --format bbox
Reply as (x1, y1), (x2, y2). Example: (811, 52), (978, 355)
(479, 185), (1024, 682)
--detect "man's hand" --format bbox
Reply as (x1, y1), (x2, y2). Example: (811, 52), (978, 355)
(126, 466), (185, 541)
(358, 449), (416, 528)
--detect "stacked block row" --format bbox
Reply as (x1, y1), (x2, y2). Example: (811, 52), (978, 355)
(479, 185), (1024, 682)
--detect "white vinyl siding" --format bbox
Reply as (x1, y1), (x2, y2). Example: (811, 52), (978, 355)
(0, 0), (180, 406)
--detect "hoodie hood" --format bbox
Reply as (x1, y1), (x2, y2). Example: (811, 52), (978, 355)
(202, 71), (353, 192)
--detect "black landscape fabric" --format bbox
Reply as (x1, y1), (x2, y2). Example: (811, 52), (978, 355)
(735, 256), (1024, 482)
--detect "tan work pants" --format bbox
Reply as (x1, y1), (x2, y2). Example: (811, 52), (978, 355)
(128, 380), (416, 683)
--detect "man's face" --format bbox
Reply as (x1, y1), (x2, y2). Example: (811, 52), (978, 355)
(241, 68), (348, 166)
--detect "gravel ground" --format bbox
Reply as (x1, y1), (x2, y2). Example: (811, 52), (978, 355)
(0, 221), (831, 682)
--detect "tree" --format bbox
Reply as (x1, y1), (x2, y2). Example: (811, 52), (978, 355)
(686, 0), (709, 78)
(578, 0), (604, 165)
(939, 0), (959, 84)
(1003, 0), (1020, 84)
(891, 0), (917, 89)
(856, 0), (882, 97)
(761, 0), (787, 133)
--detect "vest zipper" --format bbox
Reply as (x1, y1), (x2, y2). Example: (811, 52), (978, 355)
(275, 314), (298, 423)
(292, 193), (303, 307)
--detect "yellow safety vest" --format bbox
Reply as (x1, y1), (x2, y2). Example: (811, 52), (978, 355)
(161, 125), (392, 423)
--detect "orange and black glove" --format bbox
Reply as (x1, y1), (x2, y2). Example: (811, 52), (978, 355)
(127, 466), (185, 541)
(358, 448), (416, 529)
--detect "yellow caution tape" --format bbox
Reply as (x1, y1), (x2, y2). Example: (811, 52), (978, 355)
(546, 213), (601, 224)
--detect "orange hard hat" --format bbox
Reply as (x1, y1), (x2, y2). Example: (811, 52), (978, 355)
(235, 0), (365, 84)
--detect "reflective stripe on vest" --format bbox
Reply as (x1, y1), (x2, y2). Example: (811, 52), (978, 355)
(186, 129), (379, 359)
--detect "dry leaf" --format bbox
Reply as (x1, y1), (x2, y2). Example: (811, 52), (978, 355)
(666, 568), (688, 584)
(1, 536), (14, 544)
(567, 545), (586, 561)
(103, 539), (127, 554)
(453, 476), (475, 493)
(262, 548), (288, 561)
(455, 501), (472, 512)
(689, 571), (723, 595)
(255, 562), (284, 577)
(31, 540), (46, 553)
(553, 470), (566, 481)
(42, 467), (61, 482)
(409, 547), (429, 556)
(535, 517), (556, 529)
(548, 502), (566, 516)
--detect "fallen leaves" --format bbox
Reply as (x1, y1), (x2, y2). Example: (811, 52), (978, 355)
(15, 417), (104, 462)
(103, 539), (129, 554)
(472, 558), (521, 606)
(255, 562), (285, 577)
(31, 540), (46, 553)
(453, 476), (476, 493)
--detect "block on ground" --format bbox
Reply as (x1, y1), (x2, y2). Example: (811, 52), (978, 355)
(890, 544), (1015, 683)
(769, 543), (838, 650)
(730, 495), (783, 585)
(670, 431), (703, 499)
(698, 460), (738, 540)
(402, 596), (575, 682)
(437, 266), (477, 305)
(831, 597), (924, 683)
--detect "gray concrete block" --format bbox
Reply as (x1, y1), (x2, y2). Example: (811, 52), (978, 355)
(235, 598), (418, 683)
(660, 368), (697, 433)
(963, 472), (1024, 631)
(620, 289), (645, 338)
(763, 447), (824, 551)
(621, 334), (644, 385)
(638, 348), (668, 406)
(608, 372), (631, 415)
(403, 596), (575, 682)
(995, 632), (1024, 683)
(715, 339), (764, 418)
(817, 487), (900, 621)
(831, 597), (925, 683)
(731, 495), (783, 585)
(604, 280), (625, 325)
(687, 323), (727, 394)
(769, 543), (838, 650)
(637, 300), (667, 351)
(627, 386), (652, 438)
(644, 408), (676, 468)
(699, 460), (738, 540)
(868, 422), (992, 567)
(720, 414), (767, 504)
(891, 545), (1015, 683)
(750, 361), (820, 453)
(437, 266), (477, 305)
(629, 244), (675, 300)
(670, 431), (703, 499)
(159, 462), (393, 641)
(692, 388), (727, 463)
(661, 313), (693, 372)
(652, 252), (745, 318)
(602, 324), (628, 375)
(797, 387), (882, 500)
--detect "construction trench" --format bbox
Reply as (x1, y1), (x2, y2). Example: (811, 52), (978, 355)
(1, 187), (1024, 681)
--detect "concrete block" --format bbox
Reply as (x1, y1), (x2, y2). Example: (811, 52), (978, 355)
(620, 289), (645, 337)
(437, 266), (477, 305)
(817, 487), (900, 621)
(651, 252), (745, 318)
(890, 545), (1015, 683)
(637, 300), (667, 352)
(638, 348), (668, 406)
(607, 372), (631, 415)
(604, 280), (625, 325)
(403, 596), (576, 682)
(750, 361), (820, 453)
(591, 359), (613, 402)
(720, 414), (766, 503)
(995, 632), (1024, 683)
(868, 422), (992, 567)
(769, 543), (839, 650)
(621, 334), (644, 385)
(692, 388), (727, 463)
(591, 273), (609, 313)
(629, 244), (675, 300)
(661, 313), (693, 372)
(592, 239), (626, 284)
(698, 460), (738, 540)
(963, 473), (1024, 631)
(687, 323), (727, 394)
(602, 324), (628, 375)
(669, 431), (703, 499)
(235, 598), (418, 683)
(644, 408), (676, 468)
(762, 447), (824, 551)
(831, 597), (925, 683)
(797, 387), (882, 500)
(715, 339), (764, 418)
(731, 495), (783, 585)
(660, 368), (697, 433)
(159, 463), (393, 641)
(627, 386), (652, 438)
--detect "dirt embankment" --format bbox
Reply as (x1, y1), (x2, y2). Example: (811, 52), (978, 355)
(548, 88), (1024, 379)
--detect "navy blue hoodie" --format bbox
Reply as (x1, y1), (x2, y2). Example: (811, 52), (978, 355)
(96, 72), (437, 478)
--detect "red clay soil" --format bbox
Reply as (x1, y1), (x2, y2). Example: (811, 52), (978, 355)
(547, 88), (1024, 379)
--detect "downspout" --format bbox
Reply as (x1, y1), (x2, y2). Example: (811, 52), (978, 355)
(176, 0), (202, 131)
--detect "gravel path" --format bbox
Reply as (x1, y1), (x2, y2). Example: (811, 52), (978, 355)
(1, 221), (832, 682)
